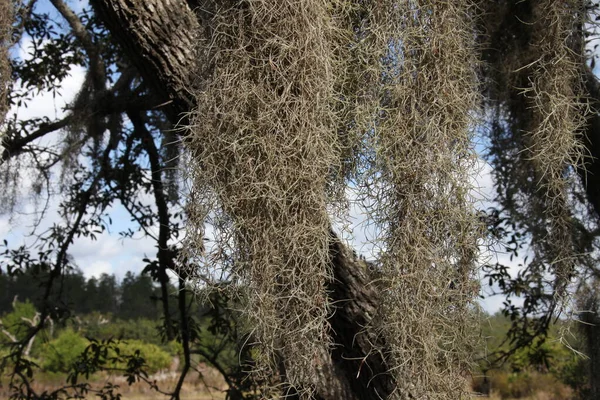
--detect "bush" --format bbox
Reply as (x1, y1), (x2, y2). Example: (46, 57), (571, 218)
(108, 340), (172, 374)
(166, 340), (183, 357)
(40, 330), (171, 375)
(41, 329), (89, 373)
(487, 369), (574, 399)
(0, 300), (37, 341)
(83, 318), (162, 345)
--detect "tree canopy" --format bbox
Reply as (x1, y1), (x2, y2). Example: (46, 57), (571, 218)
(1, 0), (600, 399)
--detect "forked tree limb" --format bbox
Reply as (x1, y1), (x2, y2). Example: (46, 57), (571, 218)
(90, 0), (198, 124)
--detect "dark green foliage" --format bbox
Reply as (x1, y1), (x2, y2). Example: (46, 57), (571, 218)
(82, 317), (162, 345)
(118, 272), (161, 320)
(96, 274), (120, 315)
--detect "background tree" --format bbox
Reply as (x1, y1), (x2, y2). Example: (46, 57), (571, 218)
(118, 271), (160, 320)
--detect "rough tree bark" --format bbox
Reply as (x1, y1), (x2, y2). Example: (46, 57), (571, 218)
(89, 1), (395, 399)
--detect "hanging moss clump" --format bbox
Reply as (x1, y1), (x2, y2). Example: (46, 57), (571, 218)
(358, 1), (482, 397)
(186, 0), (346, 395)
(0, 0), (12, 132)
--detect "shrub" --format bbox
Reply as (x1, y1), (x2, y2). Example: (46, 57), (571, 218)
(41, 329), (89, 373)
(84, 318), (162, 345)
(487, 369), (574, 399)
(0, 300), (37, 341)
(108, 340), (171, 374)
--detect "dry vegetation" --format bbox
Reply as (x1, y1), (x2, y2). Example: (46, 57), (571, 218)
(0, 368), (228, 400)
(186, 0), (482, 398)
(185, 0), (345, 395)
(524, 1), (589, 297)
(0, 0), (12, 130)
(361, 1), (482, 398)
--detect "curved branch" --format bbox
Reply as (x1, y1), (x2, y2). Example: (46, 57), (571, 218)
(129, 110), (175, 341)
(49, 0), (106, 89)
(1, 115), (72, 162)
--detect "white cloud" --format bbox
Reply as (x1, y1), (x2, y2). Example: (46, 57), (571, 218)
(72, 233), (156, 280)
(10, 36), (86, 121)
(69, 233), (127, 264)
(82, 260), (113, 279)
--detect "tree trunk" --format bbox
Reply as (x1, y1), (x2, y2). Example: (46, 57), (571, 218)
(89, 1), (395, 398)
(579, 289), (600, 400)
(581, 70), (600, 219)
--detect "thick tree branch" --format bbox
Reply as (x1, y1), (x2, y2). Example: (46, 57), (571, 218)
(327, 233), (395, 400)
(89, 0), (199, 124)
(1, 92), (161, 163)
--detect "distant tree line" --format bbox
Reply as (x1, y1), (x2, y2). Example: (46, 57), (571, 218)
(0, 268), (170, 321)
